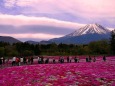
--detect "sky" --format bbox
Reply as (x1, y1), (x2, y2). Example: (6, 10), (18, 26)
(0, 0), (115, 42)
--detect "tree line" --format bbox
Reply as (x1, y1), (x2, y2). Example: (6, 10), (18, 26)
(0, 30), (115, 57)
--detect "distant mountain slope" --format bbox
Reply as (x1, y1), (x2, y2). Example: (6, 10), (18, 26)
(0, 36), (21, 44)
(25, 41), (39, 45)
(49, 23), (111, 44)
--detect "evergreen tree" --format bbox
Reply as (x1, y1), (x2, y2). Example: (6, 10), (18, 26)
(110, 29), (115, 54)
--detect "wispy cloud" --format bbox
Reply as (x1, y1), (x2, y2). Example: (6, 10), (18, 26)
(0, 14), (85, 28)
(3, 0), (115, 17)
(2, 0), (115, 27)
(0, 33), (63, 41)
(4, 0), (16, 8)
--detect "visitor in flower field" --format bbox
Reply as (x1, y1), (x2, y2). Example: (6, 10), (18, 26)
(62, 57), (64, 63)
(16, 57), (20, 66)
(45, 58), (49, 64)
(89, 56), (92, 62)
(38, 57), (42, 64)
(12, 56), (16, 66)
(20, 57), (23, 65)
(60, 56), (64, 63)
(0, 57), (3, 67)
(6, 58), (9, 66)
(93, 56), (96, 62)
(67, 56), (70, 63)
(1, 57), (5, 64)
(77, 57), (80, 63)
(30, 57), (34, 64)
(27, 57), (31, 65)
(59, 57), (62, 63)
(53, 58), (55, 63)
(41, 56), (44, 64)
(74, 57), (80, 63)
(23, 57), (27, 65)
(74, 57), (77, 63)
(69, 56), (72, 62)
(103, 56), (106, 61)
(86, 57), (88, 62)
(37, 56), (39, 63)
(58, 57), (61, 63)
(0, 57), (6, 66)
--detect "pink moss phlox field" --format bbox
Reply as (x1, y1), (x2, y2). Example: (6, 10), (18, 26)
(0, 57), (115, 86)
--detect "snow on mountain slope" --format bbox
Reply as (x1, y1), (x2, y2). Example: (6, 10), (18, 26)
(66, 23), (110, 37)
(107, 27), (115, 31)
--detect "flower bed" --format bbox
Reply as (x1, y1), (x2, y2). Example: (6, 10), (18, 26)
(0, 57), (115, 86)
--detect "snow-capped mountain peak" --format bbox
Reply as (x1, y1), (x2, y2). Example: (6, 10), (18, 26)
(66, 23), (110, 37)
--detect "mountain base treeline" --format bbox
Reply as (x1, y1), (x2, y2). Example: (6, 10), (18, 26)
(0, 40), (113, 57)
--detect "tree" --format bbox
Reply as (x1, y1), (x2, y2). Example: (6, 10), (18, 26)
(4, 45), (19, 57)
(88, 40), (110, 55)
(110, 29), (115, 54)
(0, 47), (5, 56)
(23, 50), (33, 56)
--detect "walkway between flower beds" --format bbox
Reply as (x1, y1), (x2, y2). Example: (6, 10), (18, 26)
(0, 56), (115, 69)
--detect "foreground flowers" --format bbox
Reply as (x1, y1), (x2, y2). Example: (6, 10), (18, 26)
(0, 57), (115, 86)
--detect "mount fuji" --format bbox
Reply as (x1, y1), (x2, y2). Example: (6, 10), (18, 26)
(49, 23), (111, 44)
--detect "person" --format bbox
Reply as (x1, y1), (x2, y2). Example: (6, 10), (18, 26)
(60, 57), (62, 63)
(70, 56), (72, 63)
(6, 58), (9, 66)
(53, 58), (55, 64)
(103, 56), (106, 61)
(41, 56), (44, 64)
(1, 57), (5, 64)
(77, 57), (80, 63)
(89, 56), (92, 62)
(45, 58), (49, 64)
(20, 57), (23, 65)
(0, 57), (3, 68)
(58, 57), (61, 63)
(37, 56), (40, 64)
(16, 57), (20, 66)
(86, 57), (89, 62)
(93, 56), (96, 62)
(12, 57), (16, 66)
(23, 57), (27, 65)
(1, 57), (3, 64)
(30, 57), (34, 64)
(74, 57), (77, 63)
(38, 57), (42, 64)
(67, 56), (70, 63)
(27, 57), (31, 65)
(62, 57), (64, 63)
(60, 57), (64, 63)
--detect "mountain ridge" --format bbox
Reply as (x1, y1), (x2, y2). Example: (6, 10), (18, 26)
(49, 23), (111, 44)
(0, 36), (21, 44)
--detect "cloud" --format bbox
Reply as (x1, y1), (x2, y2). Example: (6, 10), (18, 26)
(16, 0), (115, 18)
(0, 14), (85, 29)
(3, 0), (115, 17)
(0, 25), (75, 35)
(4, 0), (16, 8)
(2, 0), (115, 27)
(0, 33), (63, 41)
